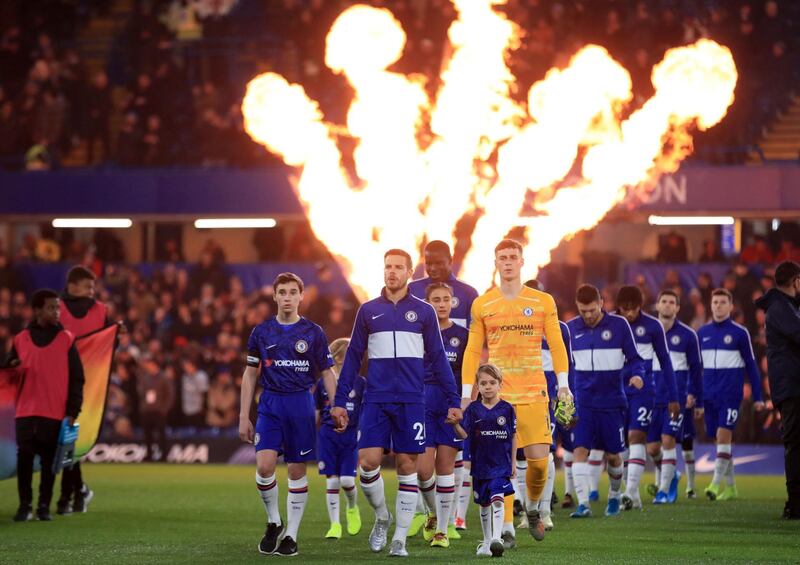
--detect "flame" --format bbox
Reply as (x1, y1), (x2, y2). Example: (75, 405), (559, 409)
(242, 2), (737, 299)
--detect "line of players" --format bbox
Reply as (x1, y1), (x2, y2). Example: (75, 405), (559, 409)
(238, 239), (764, 557)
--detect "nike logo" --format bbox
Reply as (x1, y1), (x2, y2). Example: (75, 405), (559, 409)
(575, 333), (585, 339)
(300, 449), (312, 456)
(417, 441), (425, 445)
(266, 344), (278, 350)
(694, 452), (769, 473)
(474, 419), (483, 424)
(372, 314), (384, 320)
(702, 337), (711, 342)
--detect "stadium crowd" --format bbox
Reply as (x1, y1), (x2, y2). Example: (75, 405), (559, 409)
(1, 0), (798, 170)
(1, 229), (798, 446)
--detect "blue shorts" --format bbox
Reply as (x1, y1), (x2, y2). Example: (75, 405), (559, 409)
(647, 406), (684, 442)
(425, 385), (462, 449)
(359, 402), (427, 454)
(461, 437), (470, 461)
(472, 476), (515, 506)
(255, 391), (316, 462)
(556, 423), (574, 452)
(682, 407), (696, 440)
(317, 426), (358, 477)
(573, 406), (626, 454)
(626, 393), (654, 434)
(704, 399), (741, 434)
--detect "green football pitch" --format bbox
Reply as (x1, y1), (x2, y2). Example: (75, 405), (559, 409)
(1, 465), (798, 563)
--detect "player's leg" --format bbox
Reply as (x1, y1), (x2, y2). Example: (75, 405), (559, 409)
(600, 411), (626, 517)
(324, 474), (342, 538)
(645, 407), (665, 499)
(682, 408), (697, 497)
(432, 445), (458, 544)
(570, 405), (595, 517)
(34, 420), (60, 521)
(14, 418), (36, 521)
(660, 410), (683, 503)
(475, 480), (493, 557)
(718, 427), (738, 500)
(416, 447), (437, 540)
(538, 452), (556, 530)
(254, 399), (285, 554)
(518, 403), (551, 540)
(704, 402), (728, 500)
(514, 449), (528, 521)
(57, 466), (74, 515)
(318, 427), (341, 537)
(455, 454), (472, 530)
(562, 449), (575, 507)
(623, 396), (652, 509)
(587, 449), (604, 501)
(451, 450), (464, 528)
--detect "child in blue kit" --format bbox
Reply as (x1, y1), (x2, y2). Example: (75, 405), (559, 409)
(452, 364), (516, 558)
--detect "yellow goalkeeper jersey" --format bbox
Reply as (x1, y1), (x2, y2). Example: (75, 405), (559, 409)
(462, 285), (568, 405)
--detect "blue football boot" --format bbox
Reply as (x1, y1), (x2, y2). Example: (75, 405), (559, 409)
(667, 471), (682, 503)
(653, 491), (669, 505)
(604, 497), (621, 517)
(570, 504), (592, 518)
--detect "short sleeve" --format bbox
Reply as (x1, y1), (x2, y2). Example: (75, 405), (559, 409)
(508, 404), (517, 435)
(313, 325), (334, 372)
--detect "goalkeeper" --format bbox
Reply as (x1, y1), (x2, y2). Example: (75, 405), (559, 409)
(462, 240), (573, 545)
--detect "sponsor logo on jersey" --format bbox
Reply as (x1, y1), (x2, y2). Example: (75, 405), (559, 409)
(499, 323), (537, 336)
(270, 359), (311, 372)
(523, 307), (533, 317)
(449, 336), (461, 347)
(670, 335), (681, 345)
(295, 339), (309, 353)
(446, 351), (458, 363)
(601, 330), (613, 341)
(635, 326), (646, 337)
(479, 429), (509, 439)
(451, 297), (460, 309)
(405, 310), (418, 322)
(723, 334), (733, 345)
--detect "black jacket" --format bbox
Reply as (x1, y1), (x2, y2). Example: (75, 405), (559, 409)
(7, 322), (85, 419)
(755, 288), (800, 406)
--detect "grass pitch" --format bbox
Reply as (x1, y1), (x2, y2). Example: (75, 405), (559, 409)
(0, 464), (798, 564)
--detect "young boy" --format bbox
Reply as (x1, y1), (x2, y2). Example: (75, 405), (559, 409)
(452, 364), (516, 558)
(315, 337), (364, 539)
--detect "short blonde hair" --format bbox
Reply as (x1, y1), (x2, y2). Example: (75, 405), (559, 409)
(329, 337), (350, 360)
(476, 363), (503, 384)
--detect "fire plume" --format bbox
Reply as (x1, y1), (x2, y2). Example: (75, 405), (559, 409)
(242, 2), (737, 299)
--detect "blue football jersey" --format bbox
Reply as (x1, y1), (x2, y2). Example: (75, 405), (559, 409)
(698, 318), (762, 403)
(653, 321), (703, 407)
(426, 323), (469, 389)
(315, 375), (365, 431)
(543, 320), (575, 401)
(408, 274), (479, 329)
(246, 317), (334, 394)
(462, 399), (516, 479)
(620, 312), (677, 403)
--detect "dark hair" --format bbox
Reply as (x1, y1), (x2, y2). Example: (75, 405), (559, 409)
(384, 248), (413, 270)
(477, 363), (503, 384)
(425, 282), (453, 299)
(31, 288), (59, 309)
(657, 289), (680, 304)
(524, 279), (543, 291)
(67, 265), (96, 285)
(272, 272), (304, 292)
(711, 288), (733, 302)
(775, 261), (800, 287)
(494, 239), (523, 255)
(576, 284), (601, 304)
(424, 240), (452, 259)
(616, 285), (644, 308)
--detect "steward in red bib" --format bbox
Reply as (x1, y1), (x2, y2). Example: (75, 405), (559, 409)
(8, 289), (84, 522)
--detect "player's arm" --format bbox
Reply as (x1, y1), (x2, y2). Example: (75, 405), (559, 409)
(239, 365), (259, 443)
(543, 294), (571, 400)
(686, 330), (704, 411)
(654, 325), (680, 417)
(462, 298), (485, 400)
(509, 406), (518, 478)
(451, 405), (470, 439)
(332, 306), (368, 428)
(621, 321), (645, 388)
(739, 329), (764, 406)
(422, 304), (462, 418)
(312, 326), (340, 425)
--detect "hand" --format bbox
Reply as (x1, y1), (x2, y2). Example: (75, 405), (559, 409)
(557, 387), (573, 402)
(330, 407), (349, 432)
(694, 407), (704, 419)
(445, 407), (463, 425)
(668, 401), (681, 421)
(629, 376), (643, 390)
(66, 417), (75, 426)
(510, 466), (516, 479)
(753, 401), (765, 412)
(686, 394), (696, 409)
(239, 416), (254, 443)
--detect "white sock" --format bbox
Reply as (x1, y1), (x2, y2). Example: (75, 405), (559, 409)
(683, 449), (696, 490)
(419, 475), (436, 515)
(621, 448), (630, 484)
(652, 452), (663, 488)
(359, 466), (390, 520)
(659, 448), (677, 493)
(539, 453), (555, 517)
(712, 444), (732, 487)
(326, 476), (341, 525)
(607, 462), (624, 499)
(456, 477), (471, 524)
(563, 451), (574, 497)
(255, 472), (281, 525)
(501, 518), (515, 536)
(491, 496), (504, 542)
(624, 444), (646, 499)
(452, 459), (464, 525)
(286, 476), (308, 540)
(479, 505), (492, 543)
(588, 449), (604, 493)
(415, 493), (426, 514)
(393, 473), (419, 543)
(435, 474), (456, 533)
(515, 459), (528, 507)
(341, 475), (357, 508)
(573, 461), (590, 506)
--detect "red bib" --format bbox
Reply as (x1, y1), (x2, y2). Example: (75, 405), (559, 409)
(60, 301), (106, 338)
(13, 329), (74, 420)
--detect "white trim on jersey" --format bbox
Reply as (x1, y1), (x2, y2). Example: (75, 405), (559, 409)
(542, 349), (554, 372)
(702, 349), (745, 369)
(572, 348), (625, 372)
(636, 342), (655, 360)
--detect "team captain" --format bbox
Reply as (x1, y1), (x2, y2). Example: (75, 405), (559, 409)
(462, 239), (572, 544)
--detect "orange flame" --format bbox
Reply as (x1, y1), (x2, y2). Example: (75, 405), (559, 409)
(242, 2), (737, 299)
